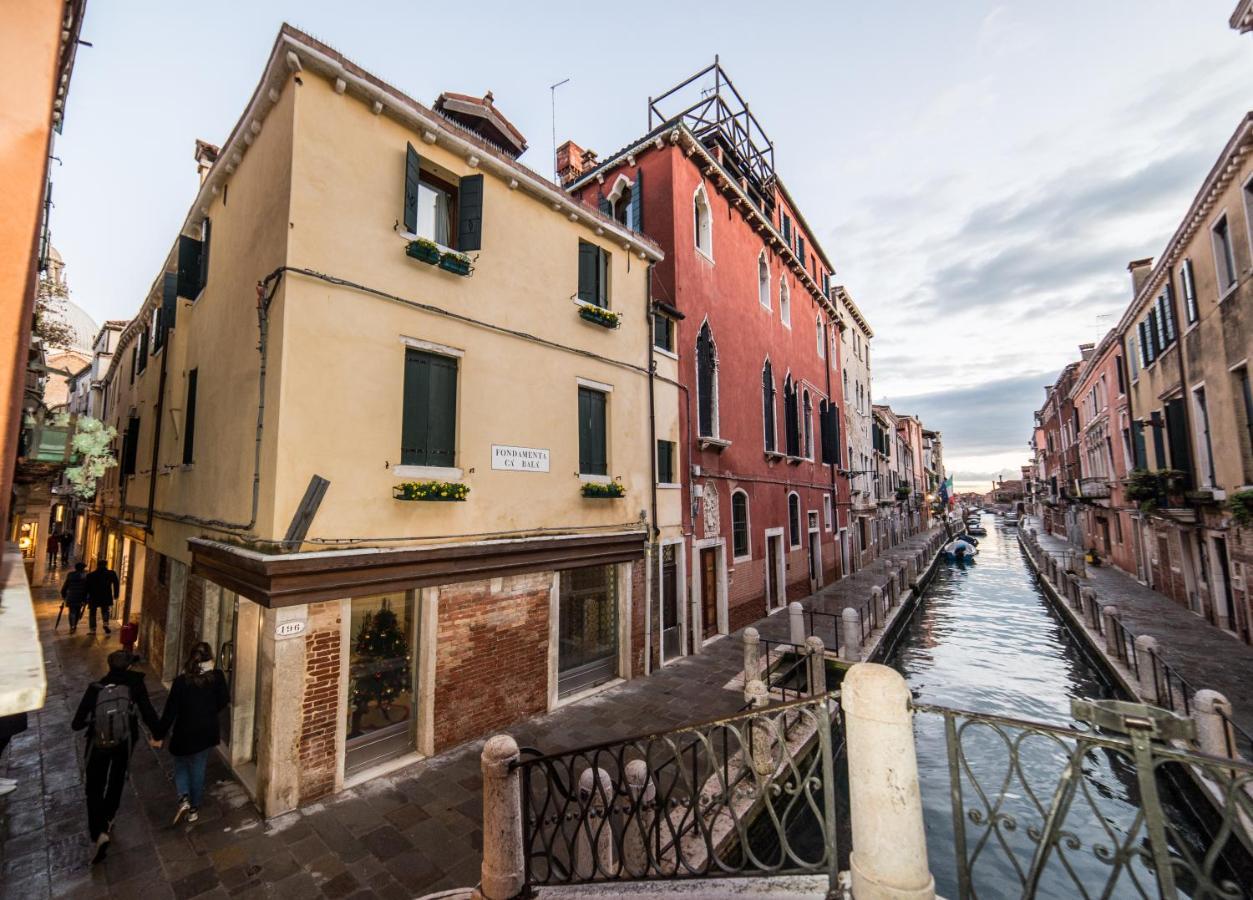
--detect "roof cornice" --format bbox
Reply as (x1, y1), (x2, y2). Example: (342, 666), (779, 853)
(1113, 112), (1253, 335)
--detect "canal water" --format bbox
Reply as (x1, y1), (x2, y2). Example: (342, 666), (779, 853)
(887, 512), (1237, 897)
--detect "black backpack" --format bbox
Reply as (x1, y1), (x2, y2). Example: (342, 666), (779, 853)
(91, 683), (134, 750)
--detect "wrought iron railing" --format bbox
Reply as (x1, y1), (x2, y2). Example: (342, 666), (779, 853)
(915, 698), (1253, 899)
(757, 636), (812, 701)
(1219, 706), (1253, 761)
(1147, 648), (1200, 718)
(514, 693), (840, 892)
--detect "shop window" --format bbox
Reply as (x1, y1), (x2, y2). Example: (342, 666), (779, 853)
(558, 565), (618, 697)
(346, 592), (417, 777)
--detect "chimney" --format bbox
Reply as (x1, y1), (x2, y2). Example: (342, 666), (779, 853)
(556, 139), (596, 186)
(195, 139), (220, 185)
(1127, 257), (1154, 297)
(1079, 342), (1095, 362)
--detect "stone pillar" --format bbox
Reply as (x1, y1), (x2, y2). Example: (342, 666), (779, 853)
(1102, 605), (1120, 655)
(843, 664), (936, 900)
(872, 586), (884, 617)
(476, 735), (524, 900)
(789, 601), (806, 646)
(805, 636), (826, 697)
(576, 767), (616, 879)
(842, 607), (863, 661)
(742, 626), (761, 692)
(623, 759), (656, 876)
(1074, 551), (1087, 578)
(745, 679), (776, 775)
(887, 577), (899, 610)
(1134, 634), (1160, 702)
(1193, 690), (1236, 759)
(1080, 588), (1097, 628)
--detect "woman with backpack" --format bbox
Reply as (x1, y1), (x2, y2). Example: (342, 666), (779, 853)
(71, 651), (161, 864)
(156, 642), (229, 825)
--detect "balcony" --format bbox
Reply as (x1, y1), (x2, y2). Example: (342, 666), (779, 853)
(1077, 477), (1111, 500)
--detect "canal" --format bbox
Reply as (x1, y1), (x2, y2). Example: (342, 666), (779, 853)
(886, 512), (1239, 897)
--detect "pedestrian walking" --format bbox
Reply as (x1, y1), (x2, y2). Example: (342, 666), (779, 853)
(85, 559), (120, 635)
(157, 642), (228, 825)
(0, 713), (28, 798)
(60, 561), (90, 633)
(46, 532), (60, 570)
(59, 531), (72, 568)
(71, 651), (161, 864)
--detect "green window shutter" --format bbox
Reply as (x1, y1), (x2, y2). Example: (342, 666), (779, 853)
(198, 218), (211, 293)
(183, 368), (198, 465)
(656, 439), (673, 484)
(122, 416), (140, 475)
(579, 387), (606, 476)
(404, 143), (421, 234)
(138, 327), (149, 372)
(161, 272), (178, 343)
(176, 234), (203, 299)
(401, 349), (459, 467)
(1132, 421), (1148, 469)
(1164, 398), (1193, 486)
(598, 195), (611, 216)
(578, 241), (598, 304)
(796, 234), (805, 263)
(629, 169), (643, 232)
(456, 174), (484, 251)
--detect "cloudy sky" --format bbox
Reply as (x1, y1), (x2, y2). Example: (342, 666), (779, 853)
(52, 2), (1252, 491)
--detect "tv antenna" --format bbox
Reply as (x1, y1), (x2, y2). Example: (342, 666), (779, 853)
(550, 78), (570, 184)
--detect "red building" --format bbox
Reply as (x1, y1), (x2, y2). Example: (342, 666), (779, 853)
(563, 62), (851, 664)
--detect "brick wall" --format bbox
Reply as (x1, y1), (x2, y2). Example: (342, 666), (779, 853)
(785, 546), (810, 601)
(141, 548), (169, 680)
(434, 572), (551, 752)
(299, 601), (342, 804)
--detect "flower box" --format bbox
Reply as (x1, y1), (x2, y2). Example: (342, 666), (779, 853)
(582, 481), (625, 499)
(438, 252), (472, 276)
(406, 240), (442, 265)
(578, 305), (621, 329)
(394, 481), (469, 502)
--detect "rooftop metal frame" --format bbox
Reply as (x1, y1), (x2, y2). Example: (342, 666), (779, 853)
(648, 57), (776, 200)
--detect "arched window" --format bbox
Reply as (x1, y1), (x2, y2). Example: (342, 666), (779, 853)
(696, 321), (718, 439)
(788, 492), (801, 548)
(762, 360), (776, 452)
(693, 185), (712, 257)
(779, 277), (791, 326)
(605, 173), (641, 231)
(816, 317), (826, 359)
(803, 389), (813, 459)
(783, 374), (799, 457)
(732, 491), (750, 560)
(758, 251), (770, 309)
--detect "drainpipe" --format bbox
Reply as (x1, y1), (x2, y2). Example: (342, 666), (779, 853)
(144, 326), (172, 535)
(645, 262), (658, 677)
(823, 324), (840, 574)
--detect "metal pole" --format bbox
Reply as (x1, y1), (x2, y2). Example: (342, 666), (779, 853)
(549, 78), (570, 184)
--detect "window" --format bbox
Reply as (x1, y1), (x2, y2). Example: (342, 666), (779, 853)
(757, 251), (770, 309)
(176, 220), (210, 300)
(1213, 214), (1237, 296)
(1193, 387), (1215, 488)
(1245, 175), (1253, 257)
(578, 386), (608, 476)
(182, 368), (198, 465)
(783, 376), (799, 457)
(652, 313), (674, 353)
(816, 317), (825, 358)
(1181, 259), (1198, 324)
(696, 322), (718, 439)
(402, 142), (484, 252)
(779, 277), (791, 326)
(1236, 366), (1253, 480)
(1116, 354), (1126, 394)
(731, 491), (749, 560)
(578, 241), (610, 308)
(820, 400), (841, 465)
(656, 439), (676, 485)
(802, 390), (813, 459)
(605, 172), (642, 232)
(823, 494), (833, 532)
(137, 326), (149, 374)
(781, 213), (792, 247)
(796, 234), (805, 265)
(121, 416), (140, 476)
(1127, 334), (1141, 378)
(762, 360), (776, 453)
(402, 349), (458, 468)
(788, 493), (801, 548)
(693, 185), (712, 257)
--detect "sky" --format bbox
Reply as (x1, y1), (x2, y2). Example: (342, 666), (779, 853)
(50, 2), (1253, 492)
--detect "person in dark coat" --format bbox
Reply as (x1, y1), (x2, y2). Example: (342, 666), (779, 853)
(60, 562), (90, 633)
(85, 560), (120, 635)
(46, 532), (60, 570)
(71, 651), (161, 863)
(157, 642), (229, 825)
(59, 532), (72, 567)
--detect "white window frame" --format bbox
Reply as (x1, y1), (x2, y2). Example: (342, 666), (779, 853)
(816, 317), (825, 359)
(787, 491), (802, 548)
(823, 494), (833, 531)
(693, 184), (713, 262)
(1192, 382), (1216, 488)
(757, 250), (770, 310)
(731, 489), (752, 563)
(1211, 211), (1238, 300)
(779, 277), (791, 328)
(762, 358), (778, 454)
(606, 173), (636, 229)
(656, 537), (688, 665)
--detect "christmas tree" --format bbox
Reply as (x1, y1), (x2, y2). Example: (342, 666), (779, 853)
(349, 605), (409, 735)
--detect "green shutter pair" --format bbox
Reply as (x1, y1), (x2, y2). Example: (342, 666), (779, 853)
(578, 242), (608, 307)
(579, 387), (607, 476)
(403, 142), (484, 251)
(401, 349), (457, 467)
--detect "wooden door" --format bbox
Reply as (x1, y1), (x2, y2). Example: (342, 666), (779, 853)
(766, 537), (780, 610)
(700, 548), (718, 638)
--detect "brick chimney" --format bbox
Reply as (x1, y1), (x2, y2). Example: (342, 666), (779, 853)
(556, 139), (597, 186)
(1079, 342), (1096, 362)
(195, 139), (220, 185)
(1127, 257), (1154, 297)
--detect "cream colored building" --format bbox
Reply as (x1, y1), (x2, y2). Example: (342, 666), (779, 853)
(834, 285), (876, 569)
(87, 25), (677, 815)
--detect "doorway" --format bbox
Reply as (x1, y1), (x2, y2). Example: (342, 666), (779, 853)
(557, 565), (619, 698)
(658, 544), (683, 664)
(765, 531), (784, 611)
(1212, 536), (1236, 634)
(345, 592), (419, 778)
(807, 511), (821, 594)
(700, 548), (719, 639)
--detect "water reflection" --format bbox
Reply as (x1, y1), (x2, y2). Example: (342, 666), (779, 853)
(892, 515), (1223, 898)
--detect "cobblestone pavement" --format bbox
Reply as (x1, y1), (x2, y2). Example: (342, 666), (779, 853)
(1025, 517), (1253, 737)
(0, 529), (939, 899)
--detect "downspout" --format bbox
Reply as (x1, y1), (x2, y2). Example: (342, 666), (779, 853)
(144, 328), (172, 535)
(823, 323), (840, 577)
(645, 262), (658, 676)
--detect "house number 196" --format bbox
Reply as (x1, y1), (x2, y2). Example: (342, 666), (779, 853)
(275, 621), (306, 638)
